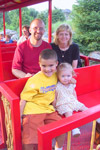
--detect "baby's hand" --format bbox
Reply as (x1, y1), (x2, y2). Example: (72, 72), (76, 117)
(70, 78), (76, 84)
(52, 101), (56, 107)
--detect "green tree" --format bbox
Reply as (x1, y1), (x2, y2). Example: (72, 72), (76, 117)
(52, 7), (65, 24)
(7, 9), (19, 30)
(37, 10), (48, 25)
(71, 0), (100, 55)
(22, 7), (32, 25)
(5, 12), (11, 25)
(4, 7), (39, 32)
(29, 8), (38, 19)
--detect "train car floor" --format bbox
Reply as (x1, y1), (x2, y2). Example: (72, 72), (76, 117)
(0, 122), (97, 150)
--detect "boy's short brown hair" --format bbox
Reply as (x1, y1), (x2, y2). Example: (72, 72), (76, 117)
(39, 49), (58, 61)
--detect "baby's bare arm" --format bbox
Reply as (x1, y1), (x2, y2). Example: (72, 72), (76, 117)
(52, 91), (57, 108)
(73, 89), (77, 98)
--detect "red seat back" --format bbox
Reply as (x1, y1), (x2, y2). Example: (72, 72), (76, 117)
(0, 44), (16, 81)
(75, 65), (100, 96)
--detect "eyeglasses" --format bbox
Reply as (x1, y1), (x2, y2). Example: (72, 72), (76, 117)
(32, 27), (44, 31)
(23, 30), (28, 32)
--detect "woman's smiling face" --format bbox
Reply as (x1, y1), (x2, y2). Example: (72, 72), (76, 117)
(57, 30), (71, 44)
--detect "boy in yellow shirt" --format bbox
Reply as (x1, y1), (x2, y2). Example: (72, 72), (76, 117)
(20, 49), (65, 150)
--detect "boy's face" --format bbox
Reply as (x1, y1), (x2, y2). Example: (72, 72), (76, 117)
(39, 58), (58, 77)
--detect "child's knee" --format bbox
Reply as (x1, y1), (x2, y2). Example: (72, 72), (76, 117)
(65, 111), (72, 117)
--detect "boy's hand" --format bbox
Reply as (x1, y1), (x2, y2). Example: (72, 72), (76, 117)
(20, 116), (23, 130)
(52, 92), (57, 109)
(20, 99), (26, 130)
(70, 78), (76, 84)
(20, 115), (23, 124)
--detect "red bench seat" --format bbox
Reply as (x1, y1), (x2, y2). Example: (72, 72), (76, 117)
(0, 45), (16, 81)
(0, 64), (100, 150)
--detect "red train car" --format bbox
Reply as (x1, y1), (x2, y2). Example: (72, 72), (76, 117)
(0, 1), (100, 150)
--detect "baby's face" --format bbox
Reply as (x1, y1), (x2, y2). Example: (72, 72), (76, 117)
(58, 69), (72, 85)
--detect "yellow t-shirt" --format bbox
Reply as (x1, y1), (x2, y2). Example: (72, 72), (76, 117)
(21, 71), (57, 115)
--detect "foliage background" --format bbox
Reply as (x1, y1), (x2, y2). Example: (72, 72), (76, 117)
(0, 7), (66, 34)
(71, 0), (100, 55)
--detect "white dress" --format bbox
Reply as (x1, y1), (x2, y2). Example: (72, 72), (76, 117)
(56, 82), (85, 115)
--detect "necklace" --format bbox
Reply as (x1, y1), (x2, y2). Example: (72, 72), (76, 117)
(59, 46), (69, 58)
(61, 50), (66, 58)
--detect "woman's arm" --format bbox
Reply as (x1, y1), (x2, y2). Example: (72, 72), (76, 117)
(72, 60), (78, 69)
